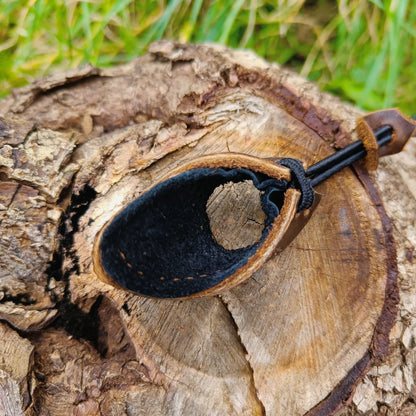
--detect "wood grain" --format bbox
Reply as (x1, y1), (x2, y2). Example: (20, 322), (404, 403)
(0, 41), (412, 415)
(207, 180), (266, 250)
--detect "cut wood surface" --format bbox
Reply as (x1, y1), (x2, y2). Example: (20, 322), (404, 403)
(0, 41), (415, 415)
(207, 180), (266, 250)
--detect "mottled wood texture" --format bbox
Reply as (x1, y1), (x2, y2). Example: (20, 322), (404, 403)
(0, 41), (414, 415)
(207, 180), (266, 250)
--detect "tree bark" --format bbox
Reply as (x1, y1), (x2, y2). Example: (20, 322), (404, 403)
(0, 41), (415, 416)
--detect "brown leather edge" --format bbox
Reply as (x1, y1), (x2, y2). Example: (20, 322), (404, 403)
(274, 192), (321, 251)
(356, 117), (379, 170)
(161, 152), (292, 182)
(356, 108), (416, 170)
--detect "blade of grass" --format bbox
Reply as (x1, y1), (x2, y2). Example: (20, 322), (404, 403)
(179, 0), (203, 42)
(196, 1), (229, 42)
(368, 0), (385, 10)
(219, 0), (245, 44)
(140, 0), (184, 47)
(359, 41), (388, 108)
(383, 0), (408, 107)
(0, 0), (415, 114)
(240, 0), (257, 48)
(80, 1), (93, 61)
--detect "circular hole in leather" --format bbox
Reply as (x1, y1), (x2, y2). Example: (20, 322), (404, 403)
(206, 180), (266, 250)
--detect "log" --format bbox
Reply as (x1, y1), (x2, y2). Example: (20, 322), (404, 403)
(0, 40), (415, 416)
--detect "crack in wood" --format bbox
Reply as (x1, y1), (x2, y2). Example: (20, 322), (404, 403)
(0, 184), (20, 230)
(219, 295), (266, 416)
(0, 41), (407, 415)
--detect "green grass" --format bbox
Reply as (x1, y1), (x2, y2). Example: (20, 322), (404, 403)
(0, 0), (415, 114)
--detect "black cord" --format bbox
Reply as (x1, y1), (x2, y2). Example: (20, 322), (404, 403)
(279, 158), (315, 211)
(279, 125), (393, 211)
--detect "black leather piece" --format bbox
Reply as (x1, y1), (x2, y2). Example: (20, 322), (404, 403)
(99, 168), (287, 298)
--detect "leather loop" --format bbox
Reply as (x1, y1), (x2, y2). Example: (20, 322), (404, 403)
(356, 108), (416, 170)
(279, 158), (315, 212)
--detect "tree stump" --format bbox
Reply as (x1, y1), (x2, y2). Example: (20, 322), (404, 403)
(0, 41), (415, 416)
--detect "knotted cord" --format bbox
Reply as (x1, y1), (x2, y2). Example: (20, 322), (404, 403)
(279, 125), (393, 212)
